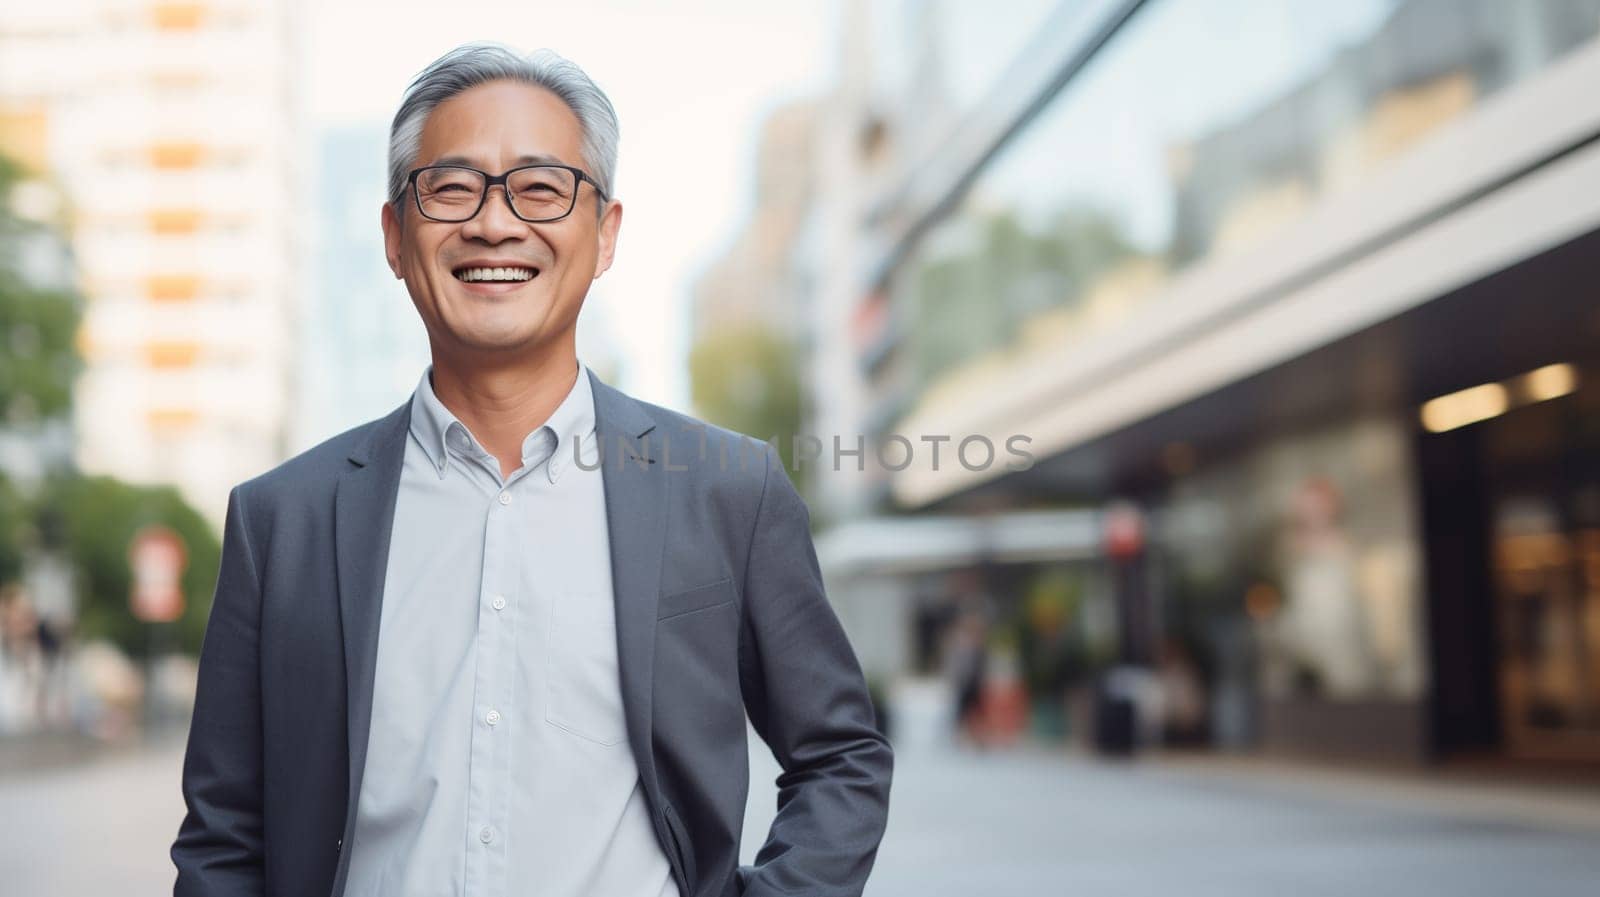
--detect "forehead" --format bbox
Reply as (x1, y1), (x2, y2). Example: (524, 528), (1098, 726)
(416, 79), (585, 168)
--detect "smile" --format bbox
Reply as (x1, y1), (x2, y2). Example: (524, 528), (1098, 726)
(453, 266), (539, 282)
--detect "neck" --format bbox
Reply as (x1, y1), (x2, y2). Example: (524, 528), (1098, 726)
(427, 344), (580, 480)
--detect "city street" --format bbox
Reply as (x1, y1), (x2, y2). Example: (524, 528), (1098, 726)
(858, 745), (1600, 896)
(3, 731), (1597, 896)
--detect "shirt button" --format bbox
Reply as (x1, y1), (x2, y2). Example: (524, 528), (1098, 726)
(478, 826), (495, 844)
(491, 595), (507, 611)
(498, 492), (512, 505)
(486, 709), (501, 726)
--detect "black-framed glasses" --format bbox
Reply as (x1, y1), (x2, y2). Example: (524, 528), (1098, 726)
(406, 163), (609, 223)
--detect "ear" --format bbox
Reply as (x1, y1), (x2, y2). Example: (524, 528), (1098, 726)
(380, 201), (405, 279)
(591, 199), (623, 281)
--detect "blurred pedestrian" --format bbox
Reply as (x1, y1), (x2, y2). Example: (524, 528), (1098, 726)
(0, 583), (42, 734)
(944, 607), (989, 748)
(1156, 638), (1207, 746)
(33, 613), (72, 729)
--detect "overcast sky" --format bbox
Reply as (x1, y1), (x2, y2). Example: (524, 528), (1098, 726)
(304, 0), (839, 407)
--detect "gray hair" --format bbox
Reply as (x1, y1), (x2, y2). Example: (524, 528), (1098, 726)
(387, 43), (619, 214)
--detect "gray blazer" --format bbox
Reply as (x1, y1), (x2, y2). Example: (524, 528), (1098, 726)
(171, 368), (893, 897)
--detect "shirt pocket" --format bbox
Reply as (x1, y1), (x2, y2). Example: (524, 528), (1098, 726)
(544, 591), (628, 746)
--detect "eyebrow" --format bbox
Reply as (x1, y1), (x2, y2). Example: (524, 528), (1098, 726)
(430, 153), (570, 168)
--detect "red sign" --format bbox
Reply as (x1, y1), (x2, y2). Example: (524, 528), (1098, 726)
(1103, 503), (1145, 561)
(129, 525), (188, 623)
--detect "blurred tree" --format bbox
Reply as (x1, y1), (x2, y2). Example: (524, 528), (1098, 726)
(0, 473), (27, 584)
(34, 475), (221, 658)
(688, 324), (806, 495)
(1, 151), (220, 658)
(0, 154), (83, 424)
(0, 270), (81, 423)
(910, 205), (1141, 386)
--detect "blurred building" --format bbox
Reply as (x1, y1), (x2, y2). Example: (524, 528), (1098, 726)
(808, 0), (1600, 765)
(292, 124), (430, 452)
(686, 99), (821, 476)
(690, 99), (819, 343)
(0, 0), (303, 528)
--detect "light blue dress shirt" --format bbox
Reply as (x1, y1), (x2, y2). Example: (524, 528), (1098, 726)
(343, 360), (680, 897)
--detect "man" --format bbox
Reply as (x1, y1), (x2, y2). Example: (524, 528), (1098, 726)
(171, 43), (892, 897)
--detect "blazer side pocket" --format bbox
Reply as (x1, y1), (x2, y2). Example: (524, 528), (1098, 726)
(658, 577), (735, 621)
(663, 803), (697, 893)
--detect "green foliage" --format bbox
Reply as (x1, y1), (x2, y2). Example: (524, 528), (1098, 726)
(0, 473), (27, 585)
(688, 324), (806, 492)
(0, 271), (82, 422)
(35, 475), (221, 658)
(910, 205), (1141, 385)
(0, 151), (220, 660)
(0, 151), (225, 658)
(0, 155), (83, 423)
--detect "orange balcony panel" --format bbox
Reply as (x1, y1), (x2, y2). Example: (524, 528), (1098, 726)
(145, 342), (201, 368)
(146, 274), (201, 302)
(0, 101), (50, 173)
(148, 408), (199, 431)
(148, 208), (203, 234)
(149, 142), (205, 170)
(151, 2), (207, 30)
(149, 69), (210, 91)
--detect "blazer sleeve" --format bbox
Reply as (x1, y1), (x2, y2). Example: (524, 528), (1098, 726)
(171, 484), (267, 896)
(735, 444), (894, 897)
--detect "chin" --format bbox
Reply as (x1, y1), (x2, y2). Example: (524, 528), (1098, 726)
(454, 327), (546, 353)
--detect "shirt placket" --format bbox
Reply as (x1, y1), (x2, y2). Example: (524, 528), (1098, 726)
(464, 467), (523, 896)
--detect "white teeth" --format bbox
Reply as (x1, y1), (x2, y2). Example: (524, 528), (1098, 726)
(457, 266), (536, 282)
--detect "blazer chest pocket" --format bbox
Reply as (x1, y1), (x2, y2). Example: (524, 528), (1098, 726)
(657, 577), (735, 622)
(545, 592), (629, 746)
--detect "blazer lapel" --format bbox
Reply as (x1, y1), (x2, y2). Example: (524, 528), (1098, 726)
(588, 368), (667, 799)
(331, 400), (410, 890)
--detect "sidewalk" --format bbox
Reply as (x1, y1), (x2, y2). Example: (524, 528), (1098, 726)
(0, 726), (185, 781)
(991, 737), (1600, 836)
(1141, 748), (1600, 836)
(0, 731), (113, 779)
(866, 738), (1600, 896)
(0, 730), (187, 896)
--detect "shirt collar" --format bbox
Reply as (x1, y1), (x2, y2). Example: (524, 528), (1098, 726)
(540, 360), (596, 484)
(408, 359), (596, 484)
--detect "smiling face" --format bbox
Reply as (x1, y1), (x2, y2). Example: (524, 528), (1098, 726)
(382, 79), (622, 362)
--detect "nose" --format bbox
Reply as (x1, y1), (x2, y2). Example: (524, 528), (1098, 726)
(461, 185), (530, 243)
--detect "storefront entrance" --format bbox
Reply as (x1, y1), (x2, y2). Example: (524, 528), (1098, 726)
(1421, 360), (1600, 764)
(1483, 380), (1600, 761)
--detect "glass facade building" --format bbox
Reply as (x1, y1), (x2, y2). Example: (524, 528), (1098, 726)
(836, 0), (1600, 763)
